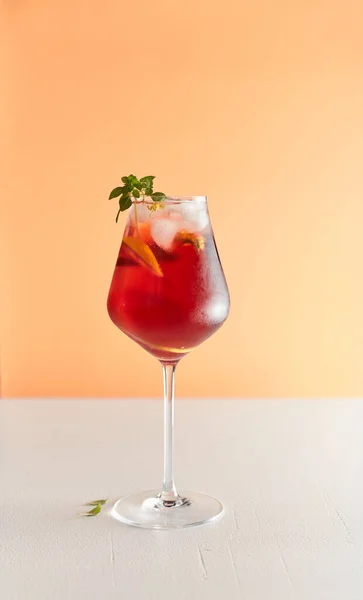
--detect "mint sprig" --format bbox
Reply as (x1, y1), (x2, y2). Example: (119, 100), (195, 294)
(109, 174), (167, 223)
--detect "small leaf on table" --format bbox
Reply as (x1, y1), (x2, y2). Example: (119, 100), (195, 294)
(79, 504), (102, 517)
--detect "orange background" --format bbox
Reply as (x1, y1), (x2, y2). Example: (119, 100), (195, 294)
(2, 0), (363, 398)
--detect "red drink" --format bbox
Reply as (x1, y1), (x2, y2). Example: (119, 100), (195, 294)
(107, 200), (229, 362)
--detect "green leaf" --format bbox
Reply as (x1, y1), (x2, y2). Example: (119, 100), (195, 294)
(133, 181), (143, 191)
(133, 189), (140, 198)
(109, 187), (123, 199)
(88, 499), (108, 506)
(140, 176), (155, 187)
(119, 196), (132, 211)
(79, 504), (101, 517)
(129, 174), (139, 185)
(151, 192), (167, 201)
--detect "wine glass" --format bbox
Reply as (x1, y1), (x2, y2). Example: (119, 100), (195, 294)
(107, 195), (230, 528)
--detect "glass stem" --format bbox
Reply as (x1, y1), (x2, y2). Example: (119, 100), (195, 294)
(160, 363), (178, 503)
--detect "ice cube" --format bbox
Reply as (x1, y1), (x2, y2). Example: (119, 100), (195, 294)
(166, 200), (209, 232)
(150, 218), (181, 251)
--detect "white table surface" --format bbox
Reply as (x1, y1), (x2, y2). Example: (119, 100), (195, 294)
(1, 399), (363, 600)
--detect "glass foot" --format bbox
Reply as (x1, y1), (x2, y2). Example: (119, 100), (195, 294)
(112, 490), (224, 529)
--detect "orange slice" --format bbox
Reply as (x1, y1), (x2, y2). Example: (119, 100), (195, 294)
(175, 230), (205, 251)
(122, 236), (163, 277)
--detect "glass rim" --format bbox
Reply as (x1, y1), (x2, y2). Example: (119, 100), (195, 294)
(132, 195), (207, 205)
